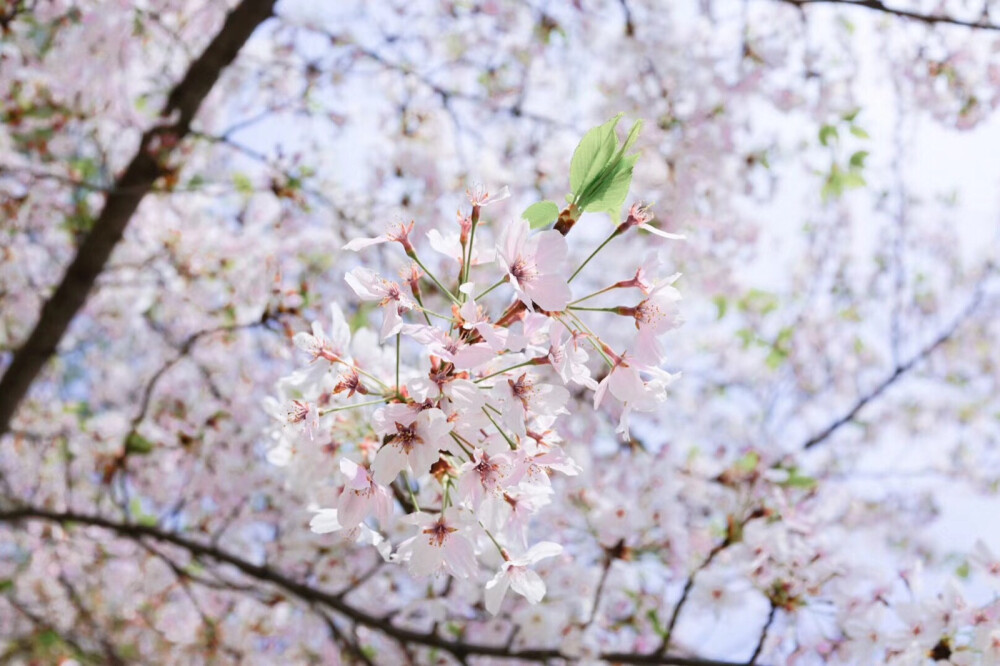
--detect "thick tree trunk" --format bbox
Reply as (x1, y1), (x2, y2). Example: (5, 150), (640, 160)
(0, 0), (277, 438)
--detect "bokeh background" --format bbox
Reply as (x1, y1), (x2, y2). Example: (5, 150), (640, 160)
(1, 1), (999, 663)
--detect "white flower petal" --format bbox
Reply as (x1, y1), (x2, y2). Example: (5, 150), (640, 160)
(309, 509), (342, 534)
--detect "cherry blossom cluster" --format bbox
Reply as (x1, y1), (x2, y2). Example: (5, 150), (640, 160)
(266, 148), (685, 614)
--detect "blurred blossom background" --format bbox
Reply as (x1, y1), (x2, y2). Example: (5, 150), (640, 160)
(1, 1), (1000, 664)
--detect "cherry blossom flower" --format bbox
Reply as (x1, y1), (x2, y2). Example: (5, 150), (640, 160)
(547, 322), (598, 390)
(970, 539), (1000, 579)
(467, 184), (511, 207)
(484, 542), (563, 615)
(396, 508), (478, 578)
(480, 485), (551, 548)
(593, 353), (678, 436)
(617, 202), (685, 240)
(458, 284), (508, 351)
(401, 322), (495, 371)
(293, 303), (351, 363)
(309, 508), (392, 561)
(492, 370), (569, 437)
(428, 228), (492, 267)
(457, 448), (514, 509)
(627, 276), (683, 365)
(496, 218), (571, 312)
(337, 458), (393, 528)
(372, 408), (452, 484)
(345, 267), (416, 340)
(309, 508), (343, 534)
(342, 220), (415, 253)
(263, 394), (319, 444)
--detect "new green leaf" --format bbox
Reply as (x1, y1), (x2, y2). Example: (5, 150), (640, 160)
(125, 431), (154, 455)
(583, 152), (638, 218)
(521, 201), (560, 229)
(570, 114), (622, 195)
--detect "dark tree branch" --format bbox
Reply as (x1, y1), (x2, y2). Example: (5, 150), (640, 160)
(54, 570), (127, 666)
(802, 281), (989, 450)
(129, 317), (272, 433)
(747, 603), (777, 665)
(659, 536), (733, 654)
(316, 607), (376, 666)
(776, 0), (1000, 31)
(4, 593), (100, 662)
(0, 0), (277, 439)
(619, 0), (636, 36)
(0, 506), (750, 666)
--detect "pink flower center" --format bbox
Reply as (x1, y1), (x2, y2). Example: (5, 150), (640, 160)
(508, 373), (535, 409)
(474, 454), (504, 489)
(423, 518), (457, 546)
(635, 299), (665, 327)
(508, 257), (538, 284)
(287, 400), (309, 424)
(391, 422), (423, 453)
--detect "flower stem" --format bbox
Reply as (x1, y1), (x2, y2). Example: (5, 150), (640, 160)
(566, 312), (615, 367)
(569, 284), (622, 306)
(319, 398), (388, 416)
(474, 278), (506, 301)
(461, 207), (480, 291)
(410, 285), (434, 325)
(335, 360), (389, 391)
(482, 406), (517, 450)
(481, 523), (506, 556)
(400, 471), (421, 512)
(474, 360), (536, 384)
(568, 305), (619, 313)
(410, 252), (460, 304)
(443, 477), (452, 509)
(449, 432), (473, 459)
(569, 229), (621, 283)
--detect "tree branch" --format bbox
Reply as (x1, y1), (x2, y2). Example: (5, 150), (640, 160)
(747, 602), (777, 665)
(659, 536), (733, 654)
(0, 0), (277, 439)
(776, 0), (1000, 31)
(0, 506), (750, 666)
(802, 281), (989, 450)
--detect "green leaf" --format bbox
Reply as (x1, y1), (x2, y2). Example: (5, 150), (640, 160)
(765, 348), (787, 370)
(125, 431), (154, 455)
(583, 152), (638, 217)
(712, 295), (728, 320)
(821, 180), (840, 202)
(349, 302), (374, 333)
(736, 328), (757, 347)
(619, 119), (643, 156)
(129, 498), (158, 527)
(37, 629), (60, 649)
(570, 114), (622, 196)
(521, 201), (560, 230)
(849, 150), (869, 169)
(774, 465), (817, 489)
(819, 125), (838, 147)
(739, 288), (779, 315)
(646, 608), (667, 637)
(956, 561), (971, 580)
(849, 125), (870, 139)
(841, 107), (861, 123)
(232, 172), (254, 195)
(735, 451), (759, 473)
(0, 579), (13, 593)
(842, 171), (866, 189)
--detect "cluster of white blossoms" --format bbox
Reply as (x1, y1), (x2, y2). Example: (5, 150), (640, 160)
(266, 119), (686, 615)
